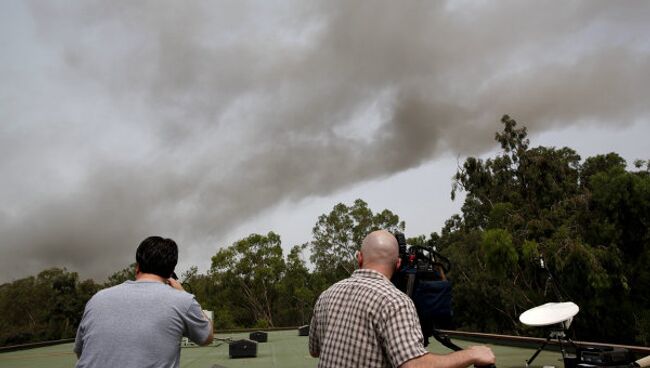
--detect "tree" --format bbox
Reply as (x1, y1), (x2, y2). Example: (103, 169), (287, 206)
(275, 244), (317, 326)
(0, 276), (46, 345)
(310, 199), (404, 285)
(0, 268), (100, 346)
(210, 232), (286, 327)
(105, 263), (136, 287)
(444, 114), (650, 344)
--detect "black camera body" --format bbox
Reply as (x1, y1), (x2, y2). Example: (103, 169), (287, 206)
(392, 232), (451, 294)
(392, 232), (454, 345)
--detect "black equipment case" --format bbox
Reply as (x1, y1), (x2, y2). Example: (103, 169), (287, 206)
(249, 331), (268, 343)
(578, 347), (633, 367)
(229, 339), (257, 358)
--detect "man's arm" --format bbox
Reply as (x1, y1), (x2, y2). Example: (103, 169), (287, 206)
(74, 332), (83, 359)
(199, 310), (214, 346)
(381, 300), (494, 368)
(73, 304), (89, 360)
(308, 314), (320, 358)
(168, 278), (214, 346)
(400, 346), (495, 368)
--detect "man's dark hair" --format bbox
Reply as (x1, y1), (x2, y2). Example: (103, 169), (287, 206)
(136, 236), (178, 278)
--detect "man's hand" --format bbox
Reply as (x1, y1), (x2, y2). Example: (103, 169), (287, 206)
(167, 278), (185, 291)
(466, 345), (496, 366)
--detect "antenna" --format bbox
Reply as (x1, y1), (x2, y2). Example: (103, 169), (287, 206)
(539, 254), (566, 302)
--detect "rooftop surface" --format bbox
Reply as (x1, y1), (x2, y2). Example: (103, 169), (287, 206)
(0, 330), (569, 368)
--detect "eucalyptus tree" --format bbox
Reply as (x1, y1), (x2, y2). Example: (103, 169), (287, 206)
(309, 199), (404, 286)
(446, 115), (648, 344)
(210, 232), (286, 327)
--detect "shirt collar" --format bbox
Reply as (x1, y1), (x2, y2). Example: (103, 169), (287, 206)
(352, 268), (391, 282)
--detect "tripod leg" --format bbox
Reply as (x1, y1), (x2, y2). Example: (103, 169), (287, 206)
(432, 329), (463, 352)
(526, 335), (552, 367)
(559, 334), (578, 368)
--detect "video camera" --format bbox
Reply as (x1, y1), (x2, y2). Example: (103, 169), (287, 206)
(393, 232), (451, 294)
(391, 232), (455, 346)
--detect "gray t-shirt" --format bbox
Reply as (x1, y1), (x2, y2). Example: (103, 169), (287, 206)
(74, 280), (211, 368)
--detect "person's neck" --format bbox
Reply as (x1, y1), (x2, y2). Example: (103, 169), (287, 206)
(361, 264), (393, 279)
(135, 272), (167, 283)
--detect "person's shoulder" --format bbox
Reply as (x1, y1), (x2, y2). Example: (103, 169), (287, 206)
(94, 281), (180, 297)
(322, 276), (355, 293)
(91, 282), (127, 298)
(135, 281), (195, 300)
(83, 282), (130, 307)
(332, 277), (354, 287)
(161, 286), (197, 307)
(315, 277), (350, 301)
(380, 282), (415, 309)
(172, 288), (195, 302)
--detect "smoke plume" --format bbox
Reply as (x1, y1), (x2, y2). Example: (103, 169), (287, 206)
(1, 0), (649, 281)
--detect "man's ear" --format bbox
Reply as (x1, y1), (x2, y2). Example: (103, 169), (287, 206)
(135, 263), (141, 275)
(356, 251), (363, 268)
(395, 258), (402, 271)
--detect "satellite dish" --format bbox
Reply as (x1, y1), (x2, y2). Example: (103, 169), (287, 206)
(519, 302), (579, 327)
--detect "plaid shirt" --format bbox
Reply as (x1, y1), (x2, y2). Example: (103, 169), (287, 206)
(309, 269), (428, 368)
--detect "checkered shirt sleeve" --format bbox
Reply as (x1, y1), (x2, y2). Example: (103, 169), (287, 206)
(379, 299), (429, 367)
(308, 312), (320, 356)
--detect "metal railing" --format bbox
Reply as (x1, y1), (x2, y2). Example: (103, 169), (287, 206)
(440, 330), (650, 355)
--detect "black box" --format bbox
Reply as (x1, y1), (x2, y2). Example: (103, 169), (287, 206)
(577, 364), (631, 368)
(580, 347), (632, 366)
(229, 339), (257, 358)
(249, 331), (268, 343)
(298, 324), (310, 336)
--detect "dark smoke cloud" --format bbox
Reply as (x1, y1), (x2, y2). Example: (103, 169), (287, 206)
(1, 0), (649, 282)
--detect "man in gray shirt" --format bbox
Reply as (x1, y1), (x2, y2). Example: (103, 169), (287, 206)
(74, 236), (214, 368)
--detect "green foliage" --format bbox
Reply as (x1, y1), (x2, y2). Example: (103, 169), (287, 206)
(105, 263), (136, 287)
(254, 319), (270, 329)
(310, 199), (404, 285)
(482, 229), (518, 277)
(522, 240), (539, 260)
(447, 114), (650, 345)
(635, 309), (650, 346)
(581, 153), (626, 190)
(209, 232), (286, 328)
(275, 244), (318, 326)
(0, 268), (100, 346)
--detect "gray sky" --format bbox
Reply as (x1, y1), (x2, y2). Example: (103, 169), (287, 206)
(1, 0), (649, 283)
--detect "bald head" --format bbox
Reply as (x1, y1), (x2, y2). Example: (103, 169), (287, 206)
(359, 230), (399, 271)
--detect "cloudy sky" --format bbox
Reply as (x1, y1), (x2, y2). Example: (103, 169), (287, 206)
(1, 1), (649, 283)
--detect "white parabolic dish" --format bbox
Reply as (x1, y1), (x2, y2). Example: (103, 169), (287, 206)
(519, 302), (580, 327)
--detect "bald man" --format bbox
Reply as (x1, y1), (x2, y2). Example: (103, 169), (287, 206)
(308, 230), (495, 368)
